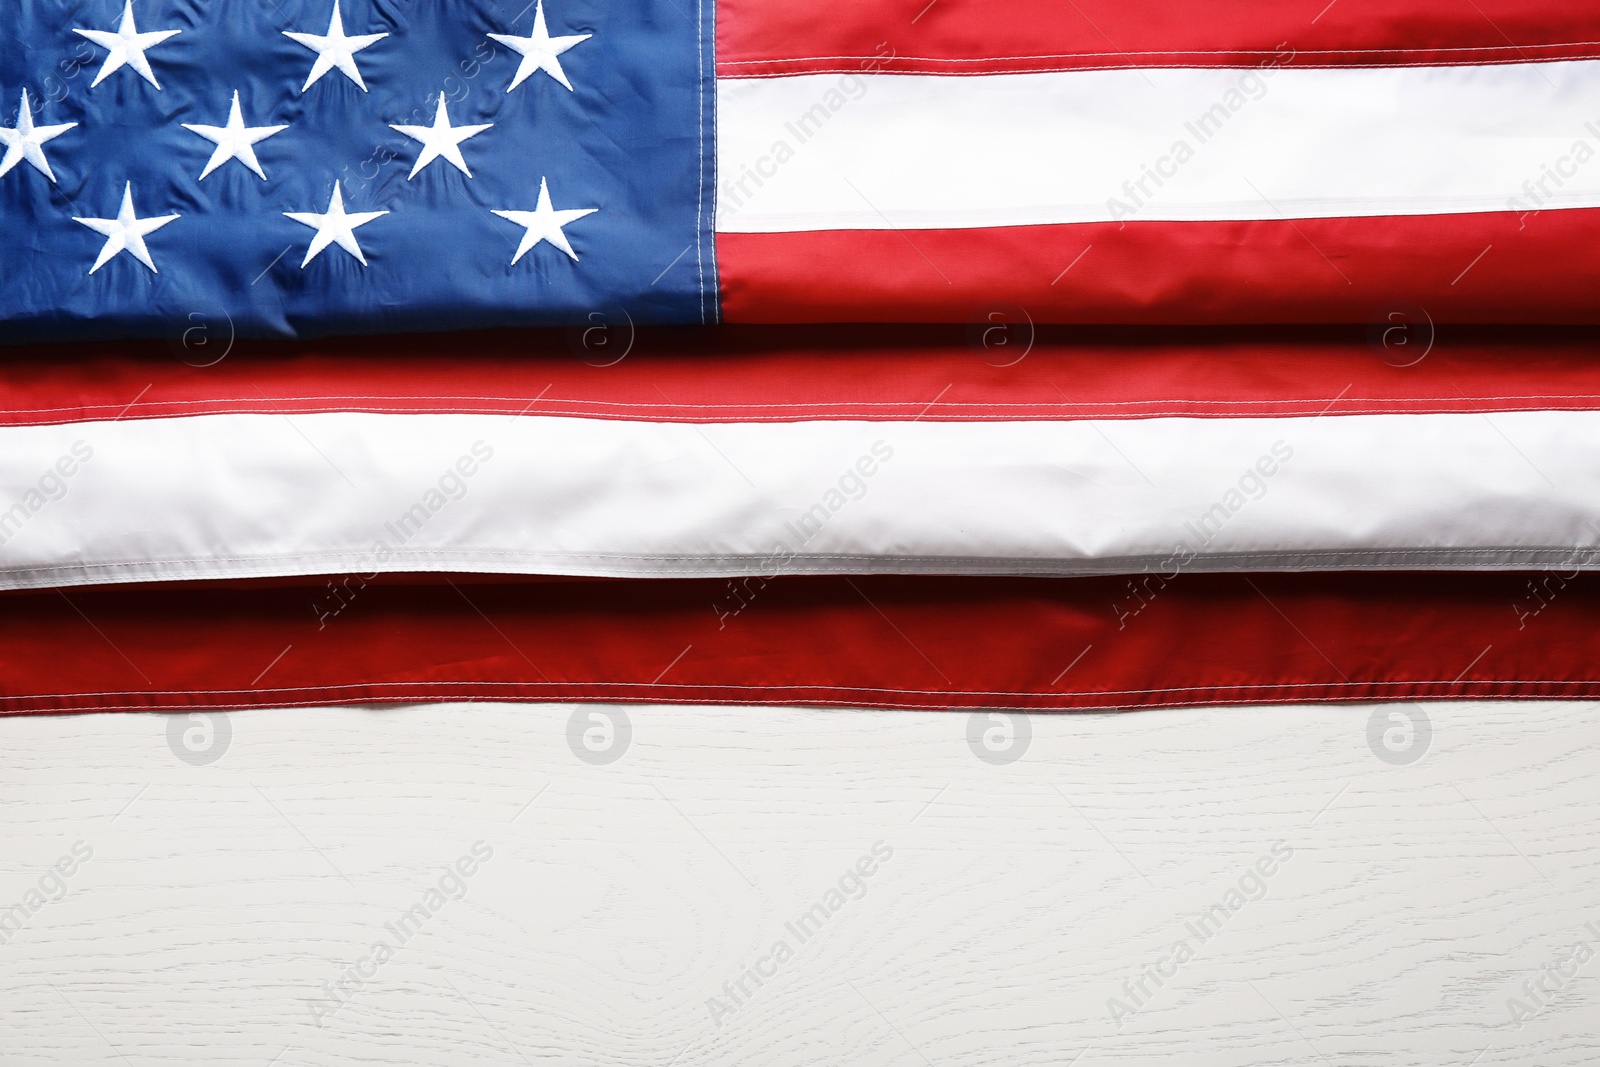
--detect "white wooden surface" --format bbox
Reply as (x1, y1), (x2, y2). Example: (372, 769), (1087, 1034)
(2, 700), (1598, 1066)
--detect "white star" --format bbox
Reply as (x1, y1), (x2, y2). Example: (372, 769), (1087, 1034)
(284, 182), (388, 267)
(73, 182), (180, 275)
(181, 91), (289, 180)
(0, 90), (77, 183)
(72, 0), (181, 90)
(284, 1), (388, 93)
(488, 0), (591, 93)
(390, 93), (493, 179)
(492, 177), (597, 263)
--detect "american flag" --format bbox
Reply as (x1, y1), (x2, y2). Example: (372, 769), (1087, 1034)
(4, 0), (1600, 713)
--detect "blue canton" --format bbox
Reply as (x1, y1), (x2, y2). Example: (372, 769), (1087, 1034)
(0, 0), (718, 342)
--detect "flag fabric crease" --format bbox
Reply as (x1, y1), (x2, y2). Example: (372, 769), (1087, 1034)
(2, 0), (1598, 713)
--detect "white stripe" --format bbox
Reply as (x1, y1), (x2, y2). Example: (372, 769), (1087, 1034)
(715, 60), (1600, 232)
(2, 411), (1598, 588)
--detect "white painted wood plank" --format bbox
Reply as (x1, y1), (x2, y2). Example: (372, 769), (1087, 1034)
(1, 700), (1597, 1066)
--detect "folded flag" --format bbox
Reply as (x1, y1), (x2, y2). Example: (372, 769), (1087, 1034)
(2, 326), (1599, 589)
(4, 1), (1600, 717)
(10, 570), (1600, 715)
(5, 325), (1600, 714)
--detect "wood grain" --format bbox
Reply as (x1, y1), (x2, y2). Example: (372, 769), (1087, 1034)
(1, 700), (1597, 1065)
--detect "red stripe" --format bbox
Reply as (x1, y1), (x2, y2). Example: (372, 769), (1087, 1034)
(6, 326), (1600, 427)
(718, 211), (1600, 325)
(718, 0), (1600, 78)
(2, 571), (1594, 714)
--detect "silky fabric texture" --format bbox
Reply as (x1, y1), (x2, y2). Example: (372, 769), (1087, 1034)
(716, 0), (1600, 76)
(717, 212), (1600, 324)
(716, 62), (1600, 230)
(3, 408), (1600, 589)
(7, 325), (1600, 426)
(3, 571), (1597, 714)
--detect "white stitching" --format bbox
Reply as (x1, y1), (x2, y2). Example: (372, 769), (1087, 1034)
(6, 394), (1600, 420)
(7, 683), (1598, 716)
(7, 677), (1596, 702)
(704, 0), (720, 325)
(694, 0), (705, 324)
(1, 545), (1596, 583)
(718, 42), (1600, 63)
(719, 58), (1600, 77)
